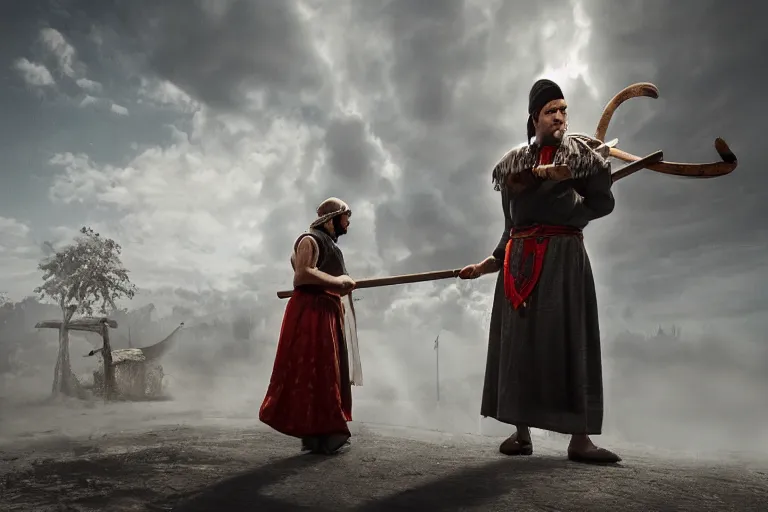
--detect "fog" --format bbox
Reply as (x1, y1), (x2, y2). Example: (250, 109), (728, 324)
(2, 0), (766, 467)
(2, 295), (767, 460)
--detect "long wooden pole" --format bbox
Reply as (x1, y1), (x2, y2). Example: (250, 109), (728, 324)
(276, 268), (461, 299)
(274, 152), (661, 301)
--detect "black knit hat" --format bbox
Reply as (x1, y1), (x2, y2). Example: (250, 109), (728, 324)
(526, 79), (564, 143)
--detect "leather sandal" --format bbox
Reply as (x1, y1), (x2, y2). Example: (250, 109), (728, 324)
(315, 434), (351, 455)
(499, 434), (533, 456)
(301, 437), (319, 452)
(567, 446), (621, 464)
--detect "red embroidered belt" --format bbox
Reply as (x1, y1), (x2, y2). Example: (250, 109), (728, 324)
(503, 225), (583, 310)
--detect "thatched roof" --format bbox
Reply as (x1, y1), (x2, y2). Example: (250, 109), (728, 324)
(83, 322), (184, 362)
(111, 348), (146, 364)
(138, 322), (184, 361)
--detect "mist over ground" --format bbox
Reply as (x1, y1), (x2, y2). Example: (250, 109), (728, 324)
(2, 295), (766, 459)
(1, 0), (767, 467)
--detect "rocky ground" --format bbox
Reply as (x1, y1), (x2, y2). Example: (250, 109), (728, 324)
(1, 412), (767, 511)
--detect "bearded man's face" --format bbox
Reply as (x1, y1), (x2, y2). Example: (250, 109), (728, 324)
(534, 98), (568, 145)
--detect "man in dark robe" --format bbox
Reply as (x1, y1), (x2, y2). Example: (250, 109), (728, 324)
(259, 197), (362, 455)
(459, 79), (621, 464)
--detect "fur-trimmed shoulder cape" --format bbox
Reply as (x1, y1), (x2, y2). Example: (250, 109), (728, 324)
(491, 133), (610, 191)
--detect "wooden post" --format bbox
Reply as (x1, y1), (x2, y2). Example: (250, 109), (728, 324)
(52, 305), (78, 397)
(101, 320), (115, 400)
(435, 334), (440, 403)
(36, 316), (119, 400)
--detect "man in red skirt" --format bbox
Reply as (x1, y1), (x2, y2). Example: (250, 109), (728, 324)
(259, 197), (360, 455)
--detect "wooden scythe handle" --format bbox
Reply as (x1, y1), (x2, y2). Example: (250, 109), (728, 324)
(611, 150), (664, 182)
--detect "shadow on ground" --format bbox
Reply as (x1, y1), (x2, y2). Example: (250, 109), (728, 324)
(165, 454), (330, 511)
(3, 426), (765, 511)
(167, 454), (569, 511)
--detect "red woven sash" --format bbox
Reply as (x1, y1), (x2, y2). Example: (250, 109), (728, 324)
(503, 225), (583, 309)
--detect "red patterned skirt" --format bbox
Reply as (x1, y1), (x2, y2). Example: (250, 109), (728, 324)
(503, 225), (583, 310)
(259, 288), (352, 438)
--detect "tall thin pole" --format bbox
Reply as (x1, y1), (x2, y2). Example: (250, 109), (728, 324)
(434, 334), (440, 403)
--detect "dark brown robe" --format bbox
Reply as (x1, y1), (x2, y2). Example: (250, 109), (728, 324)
(481, 135), (615, 435)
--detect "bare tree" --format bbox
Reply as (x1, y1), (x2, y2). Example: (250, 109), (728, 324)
(35, 227), (137, 398)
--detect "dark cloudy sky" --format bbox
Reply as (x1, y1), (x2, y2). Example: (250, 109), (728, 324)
(0, 0), (765, 388)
